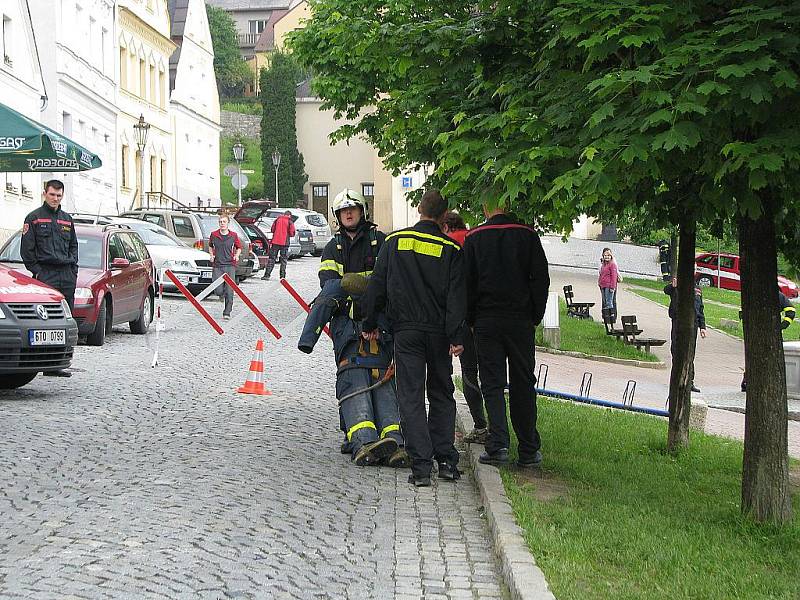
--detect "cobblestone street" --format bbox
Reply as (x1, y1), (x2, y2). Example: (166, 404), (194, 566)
(0, 258), (507, 600)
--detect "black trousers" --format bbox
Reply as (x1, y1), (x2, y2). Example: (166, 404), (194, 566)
(37, 265), (77, 311)
(670, 319), (698, 383)
(474, 319), (541, 462)
(460, 328), (487, 429)
(265, 244), (289, 278)
(394, 329), (459, 478)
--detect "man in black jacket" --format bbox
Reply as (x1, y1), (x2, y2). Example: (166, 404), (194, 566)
(464, 203), (550, 468)
(664, 277), (707, 392)
(363, 189), (466, 487)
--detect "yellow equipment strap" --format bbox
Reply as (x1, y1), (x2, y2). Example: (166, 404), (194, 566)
(347, 420), (376, 441)
(319, 260), (344, 275)
(380, 424), (400, 439)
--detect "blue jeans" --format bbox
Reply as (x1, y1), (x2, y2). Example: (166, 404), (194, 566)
(601, 287), (616, 311)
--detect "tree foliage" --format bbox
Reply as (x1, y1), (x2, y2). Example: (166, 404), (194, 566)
(259, 52), (307, 206)
(291, 0), (800, 523)
(206, 5), (252, 98)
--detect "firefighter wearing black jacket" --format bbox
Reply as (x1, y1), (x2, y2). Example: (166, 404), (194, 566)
(363, 190), (466, 487)
(299, 189), (407, 468)
(21, 180), (78, 310)
(464, 206), (550, 468)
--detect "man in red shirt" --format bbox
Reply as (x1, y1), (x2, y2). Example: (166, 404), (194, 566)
(209, 214), (242, 320)
(262, 210), (296, 280)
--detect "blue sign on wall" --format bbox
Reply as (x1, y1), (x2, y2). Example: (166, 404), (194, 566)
(401, 176), (413, 189)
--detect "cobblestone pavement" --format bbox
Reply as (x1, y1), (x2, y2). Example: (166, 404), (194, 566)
(0, 257), (507, 599)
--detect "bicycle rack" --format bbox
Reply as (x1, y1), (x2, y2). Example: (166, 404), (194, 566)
(623, 380), (637, 407)
(579, 372), (592, 398)
(536, 363), (548, 389)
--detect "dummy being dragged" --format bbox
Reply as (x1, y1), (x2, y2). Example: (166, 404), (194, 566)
(298, 189), (410, 468)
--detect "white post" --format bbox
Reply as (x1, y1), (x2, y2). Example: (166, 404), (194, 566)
(542, 290), (560, 349)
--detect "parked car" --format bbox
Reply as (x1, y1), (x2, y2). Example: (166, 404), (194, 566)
(234, 201), (303, 258)
(0, 224), (155, 346)
(119, 208), (255, 280)
(293, 209), (332, 255)
(111, 218), (213, 293)
(238, 222), (270, 270)
(0, 264), (79, 389)
(261, 209), (316, 258)
(695, 252), (799, 299)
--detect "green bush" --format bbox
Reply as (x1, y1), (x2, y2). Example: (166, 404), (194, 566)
(221, 102), (263, 116)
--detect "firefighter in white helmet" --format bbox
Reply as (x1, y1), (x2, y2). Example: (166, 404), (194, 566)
(298, 188), (409, 467)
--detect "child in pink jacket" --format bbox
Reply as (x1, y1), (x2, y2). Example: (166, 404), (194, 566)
(598, 247), (622, 314)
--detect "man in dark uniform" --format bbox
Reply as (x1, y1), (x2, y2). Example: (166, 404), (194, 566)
(464, 201), (550, 468)
(300, 189), (408, 468)
(363, 189), (466, 487)
(21, 179), (78, 378)
(664, 277), (707, 392)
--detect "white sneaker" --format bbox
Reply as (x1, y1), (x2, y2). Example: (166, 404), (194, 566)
(223, 314), (231, 321)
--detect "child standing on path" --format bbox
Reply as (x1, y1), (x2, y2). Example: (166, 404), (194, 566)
(598, 247), (622, 315)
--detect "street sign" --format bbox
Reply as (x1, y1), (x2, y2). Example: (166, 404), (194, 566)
(231, 173), (249, 190)
(223, 164), (238, 177)
(401, 176), (413, 188)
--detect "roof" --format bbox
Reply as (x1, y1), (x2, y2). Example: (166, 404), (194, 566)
(296, 78), (313, 98)
(254, 8), (289, 51)
(205, 0), (289, 11)
(168, 0), (189, 39)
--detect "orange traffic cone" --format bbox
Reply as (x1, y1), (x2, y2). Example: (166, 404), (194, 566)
(237, 339), (272, 395)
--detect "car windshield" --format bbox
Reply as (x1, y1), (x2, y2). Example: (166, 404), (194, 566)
(306, 214), (327, 227)
(126, 222), (183, 246)
(0, 232), (102, 269)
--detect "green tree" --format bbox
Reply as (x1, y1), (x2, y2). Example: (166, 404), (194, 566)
(206, 5), (252, 97)
(291, 0), (800, 523)
(259, 52), (307, 206)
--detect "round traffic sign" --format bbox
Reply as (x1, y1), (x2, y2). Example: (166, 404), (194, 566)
(231, 173), (249, 190)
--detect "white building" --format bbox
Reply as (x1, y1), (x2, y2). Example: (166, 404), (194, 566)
(116, 0), (176, 211)
(0, 0), (46, 244)
(31, 0), (118, 216)
(168, 0), (221, 208)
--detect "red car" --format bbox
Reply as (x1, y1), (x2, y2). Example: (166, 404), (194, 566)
(0, 264), (79, 389)
(0, 224), (155, 346)
(694, 252), (799, 299)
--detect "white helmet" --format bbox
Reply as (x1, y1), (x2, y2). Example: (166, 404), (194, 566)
(332, 188), (367, 221)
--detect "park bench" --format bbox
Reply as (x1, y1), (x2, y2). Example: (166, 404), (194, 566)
(563, 285), (594, 319)
(620, 315), (666, 354)
(602, 308), (631, 338)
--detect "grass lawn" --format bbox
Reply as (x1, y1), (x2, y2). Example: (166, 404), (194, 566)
(501, 398), (800, 600)
(536, 299), (660, 362)
(626, 277), (742, 306)
(628, 288), (800, 341)
(220, 136), (264, 205)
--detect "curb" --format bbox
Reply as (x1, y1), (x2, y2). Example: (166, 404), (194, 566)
(535, 345), (666, 369)
(455, 390), (556, 600)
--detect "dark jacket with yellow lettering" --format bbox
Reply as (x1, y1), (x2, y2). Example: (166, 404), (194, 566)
(20, 203), (78, 277)
(318, 219), (384, 286)
(363, 220), (466, 345)
(463, 213), (550, 326)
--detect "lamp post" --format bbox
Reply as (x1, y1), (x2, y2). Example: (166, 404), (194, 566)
(271, 148), (281, 206)
(232, 142), (244, 207)
(133, 114), (150, 209)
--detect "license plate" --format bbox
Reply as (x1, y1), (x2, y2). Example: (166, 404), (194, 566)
(200, 270), (211, 280)
(29, 329), (65, 346)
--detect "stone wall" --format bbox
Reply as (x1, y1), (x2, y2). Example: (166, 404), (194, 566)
(220, 110), (261, 140)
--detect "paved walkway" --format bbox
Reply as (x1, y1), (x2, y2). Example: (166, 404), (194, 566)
(0, 258), (507, 599)
(543, 263), (800, 458)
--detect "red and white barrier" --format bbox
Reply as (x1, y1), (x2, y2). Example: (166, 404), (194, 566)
(164, 269), (224, 334)
(280, 278), (332, 339)
(222, 273), (281, 339)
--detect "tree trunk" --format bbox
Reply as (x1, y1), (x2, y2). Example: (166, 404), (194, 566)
(739, 201), (792, 524)
(669, 229), (678, 279)
(666, 216), (696, 453)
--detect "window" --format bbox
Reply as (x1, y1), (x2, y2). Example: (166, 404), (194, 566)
(139, 57), (146, 98)
(150, 156), (157, 191)
(2, 15), (13, 67)
(62, 112), (72, 137)
(312, 184), (329, 216)
(118, 233), (140, 262)
(361, 183), (374, 199)
(108, 235), (126, 261)
(719, 256), (735, 270)
(119, 47), (127, 89)
(142, 213), (166, 228)
(249, 20), (267, 34)
(121, 144), (129, 188)
(171, 215), (195, 238)
(89, 17), (96, 64)
(159, 70), (166, 108)
(101, 28), (107, 74)
(149, 64), (156, 103)
(160, 159), (167, 191)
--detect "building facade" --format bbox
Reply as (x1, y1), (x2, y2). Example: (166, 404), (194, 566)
(0, 0), (46, 244)
(116, 0), (176, 211)
(168, 0), (221, 207)
(32, 0), (118, 217)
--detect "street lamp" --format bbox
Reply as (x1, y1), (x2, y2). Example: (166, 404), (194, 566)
(232, 142), (244, 207)
(133, 114), (150, 208)
(272, 147), (281, 206)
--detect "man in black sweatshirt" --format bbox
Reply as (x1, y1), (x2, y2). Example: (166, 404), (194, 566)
(362, 189), (466, 487)
(664, 277), (706, 392)
(463, 204), (550, 468)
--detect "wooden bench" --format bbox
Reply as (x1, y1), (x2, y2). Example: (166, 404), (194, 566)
(563, 285), (594, 319)
(601, 307), (632, 338)
(620, 315), (666, 353)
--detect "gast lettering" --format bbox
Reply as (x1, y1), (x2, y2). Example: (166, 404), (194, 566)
(51, 140), (67, 155)
(80, 150), (93, 166)
(0, 137), (25, 149)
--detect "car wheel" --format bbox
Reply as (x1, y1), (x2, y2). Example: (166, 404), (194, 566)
(86, 299), (108, 346)
(312, 249), (322, 257)
(130, 290), (153, 334)
(697, 275), (713, 287)
(0, 373), (38, 389)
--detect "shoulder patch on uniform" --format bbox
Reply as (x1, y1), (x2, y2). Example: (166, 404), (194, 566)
(22, 223), (29, 235)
